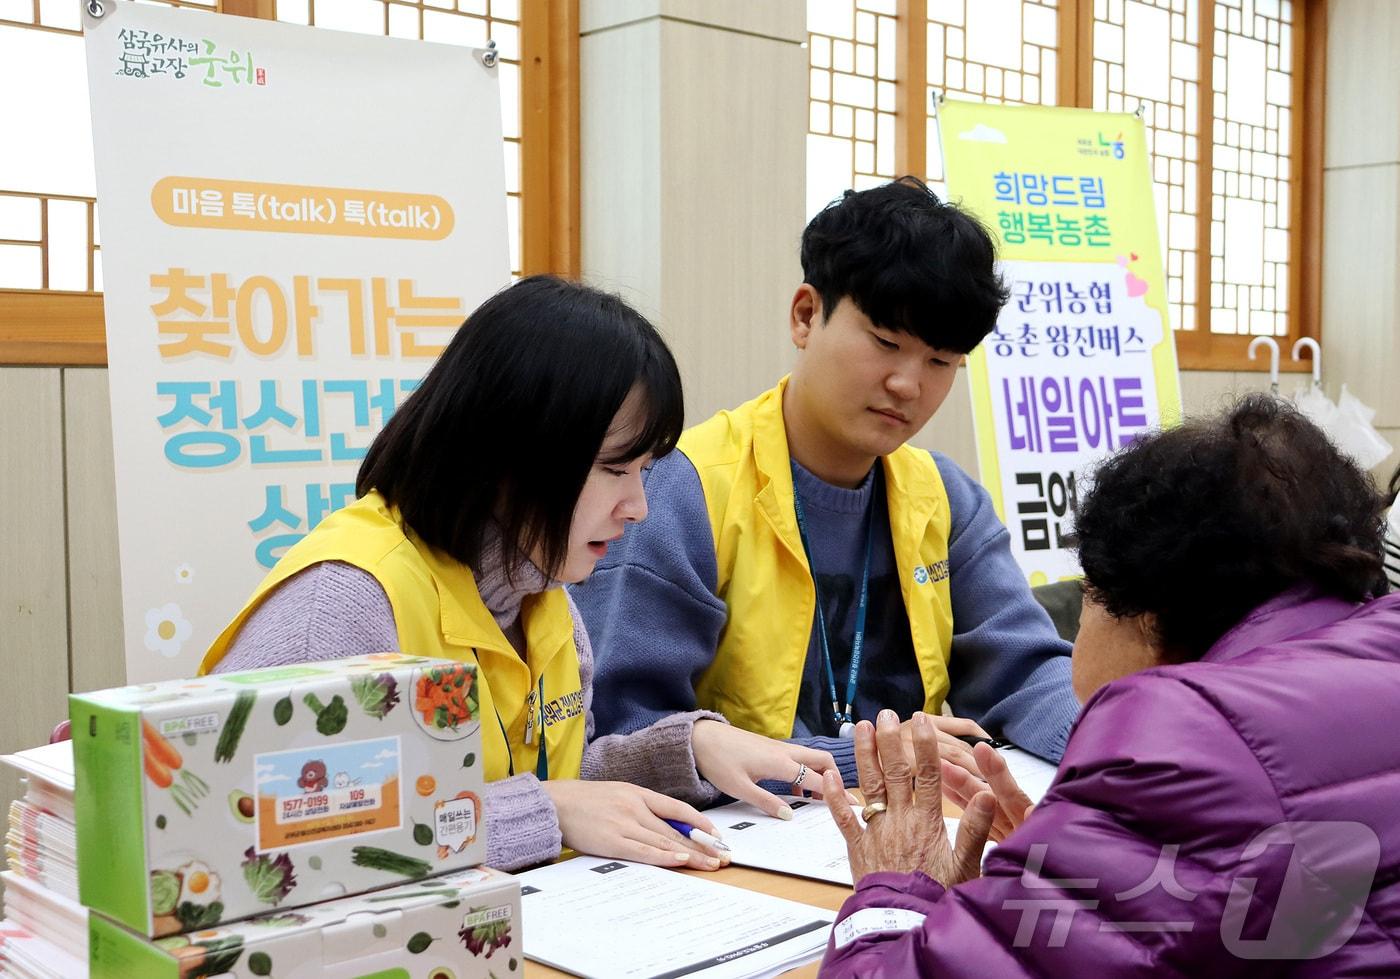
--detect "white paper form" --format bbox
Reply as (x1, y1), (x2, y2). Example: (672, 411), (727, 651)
(517, 856), (834, 979)
(708, 797), (968, 887)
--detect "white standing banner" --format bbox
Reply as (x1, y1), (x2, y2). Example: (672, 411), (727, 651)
(84, 2), (509, 682)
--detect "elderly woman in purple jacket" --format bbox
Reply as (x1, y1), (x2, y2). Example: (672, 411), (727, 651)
(819, 394), (1400, 976)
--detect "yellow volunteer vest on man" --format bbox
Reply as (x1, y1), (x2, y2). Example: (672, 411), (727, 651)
(680, 378), (956, 740)
(200, 493), (585, 783)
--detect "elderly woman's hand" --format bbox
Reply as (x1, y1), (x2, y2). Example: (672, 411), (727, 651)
(899, 713), (988, 777)
(825, 709), (996, 886)
(938, 741), (1038, 843)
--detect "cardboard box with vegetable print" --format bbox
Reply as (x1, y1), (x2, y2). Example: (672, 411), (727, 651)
(88, 865), (520, 979)
(71, 653), (487, 938)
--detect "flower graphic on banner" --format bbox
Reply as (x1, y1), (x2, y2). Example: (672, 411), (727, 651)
(175, 563), (195, 585)
(1117, 253), (1150, 298)
(144, 604), (193, 658)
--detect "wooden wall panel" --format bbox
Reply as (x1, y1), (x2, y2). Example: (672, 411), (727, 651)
(656, 16), (806, 424)
(64, 367), (125, 696)
(579, 18), (664, 325)
(1322, 0), (1400, 170)
(580, 1), (807, 426)
(0, 368), (71, 821)
(1321, 164), (1400, 429)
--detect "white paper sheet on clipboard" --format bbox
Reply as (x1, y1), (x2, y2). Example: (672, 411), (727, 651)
(518, 856), (835, 979)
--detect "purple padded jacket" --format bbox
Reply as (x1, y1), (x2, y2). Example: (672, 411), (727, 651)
(822, 585), (1400, 977)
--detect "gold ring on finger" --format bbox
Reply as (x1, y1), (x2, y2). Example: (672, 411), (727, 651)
(861, 801), (889, 822)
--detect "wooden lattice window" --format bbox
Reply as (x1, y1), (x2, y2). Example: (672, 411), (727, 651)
(806, 0), (899, 218)
(275, 0), (526, 275)
(1206, 0), (1295, 340)
(805, 0), (1324, 371)
(1091, 0), (1320, 367)
(0, 0), (578, 365)
(0, 192), (100, 294)
(1091, 0), (1204, 335)
(923, 0), (1060, 192)
(0, 0), (168, 297)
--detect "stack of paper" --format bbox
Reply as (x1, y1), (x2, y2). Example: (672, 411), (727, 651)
(518, 856), (836, 979)
(0, 744), (72, 821)
(0, 742), (87, 979)
(1, 875), (86, 963)
(5, 799), (77, 904)
(0, 920), (86, 979)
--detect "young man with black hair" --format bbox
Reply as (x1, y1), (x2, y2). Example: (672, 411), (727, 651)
(571, 178), (1079, 785)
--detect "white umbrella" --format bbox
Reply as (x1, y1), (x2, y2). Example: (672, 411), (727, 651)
(1240, 337), (1395, 590)
(1286, 338), (1393, 471)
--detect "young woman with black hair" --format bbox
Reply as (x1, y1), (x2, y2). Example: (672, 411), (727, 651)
(200, 276), (838, 872)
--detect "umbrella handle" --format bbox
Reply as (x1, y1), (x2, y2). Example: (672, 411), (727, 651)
(1291, 337), (1322, 389)
(1248, 336), (1281, 395)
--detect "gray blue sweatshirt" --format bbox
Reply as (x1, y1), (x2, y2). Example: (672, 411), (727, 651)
(570, 448), (1080, 783)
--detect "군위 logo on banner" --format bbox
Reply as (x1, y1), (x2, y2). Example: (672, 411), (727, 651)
(116, 31), (268, 87)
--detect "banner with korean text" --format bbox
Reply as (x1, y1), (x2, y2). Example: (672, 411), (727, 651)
(940, 100), (1182, 584)
(85, 2), (509, 681)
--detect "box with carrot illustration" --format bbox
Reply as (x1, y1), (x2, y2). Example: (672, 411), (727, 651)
(70, 653), (487, 938)
(89, 864), (520, 979)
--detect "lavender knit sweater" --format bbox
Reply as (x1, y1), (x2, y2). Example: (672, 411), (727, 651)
(214, 532), (723, 872)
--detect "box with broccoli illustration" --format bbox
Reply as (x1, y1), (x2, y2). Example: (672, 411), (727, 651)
(71, 653), (487, 937)
(89, 864), (520, 979)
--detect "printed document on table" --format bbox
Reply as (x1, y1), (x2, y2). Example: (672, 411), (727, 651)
(708, 797), (968, 886)
(518, 856), (834, 979)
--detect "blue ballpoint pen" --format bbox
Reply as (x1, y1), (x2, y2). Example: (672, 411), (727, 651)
(663, 818), (731, 852)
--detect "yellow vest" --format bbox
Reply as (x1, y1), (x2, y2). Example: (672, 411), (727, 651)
(200, 493), (585, 783)
(680, 378), (956, 739)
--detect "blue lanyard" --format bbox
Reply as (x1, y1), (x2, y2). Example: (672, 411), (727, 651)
(791, 461), (875, 731)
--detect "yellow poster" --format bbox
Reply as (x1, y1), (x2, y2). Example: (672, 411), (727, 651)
(939, 100), (1183, 584)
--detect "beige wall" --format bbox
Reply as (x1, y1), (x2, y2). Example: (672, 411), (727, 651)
(1321, 0), (1400, 463)
(579, 0), (806, 425)
(0, 367), (124, 819)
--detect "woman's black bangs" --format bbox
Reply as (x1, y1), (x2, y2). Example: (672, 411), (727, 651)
(597, 347), (684, 465)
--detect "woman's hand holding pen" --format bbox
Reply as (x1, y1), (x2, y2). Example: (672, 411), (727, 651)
(691, 720), (841, 819)
(543, 779), (731, 870)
